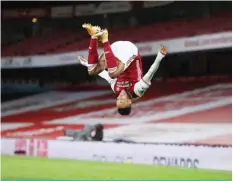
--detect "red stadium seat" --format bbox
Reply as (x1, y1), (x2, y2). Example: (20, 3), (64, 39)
(2, 13), (231, 57)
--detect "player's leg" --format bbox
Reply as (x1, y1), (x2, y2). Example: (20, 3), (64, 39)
(99, 29), (118, 74)
(87, 37), (99, 73)
(82, 24), (103, 75)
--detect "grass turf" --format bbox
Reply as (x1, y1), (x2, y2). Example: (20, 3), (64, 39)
(1, 155), (232, 180)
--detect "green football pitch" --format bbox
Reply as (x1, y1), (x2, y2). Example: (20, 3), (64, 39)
(1, 155), (232, 180)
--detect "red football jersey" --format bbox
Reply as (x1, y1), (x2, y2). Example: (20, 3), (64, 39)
(113, 54), (143, 98)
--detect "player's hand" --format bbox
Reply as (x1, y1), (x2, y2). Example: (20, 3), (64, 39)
(159, 45), (168, 56)
(77, 56), (88, 67)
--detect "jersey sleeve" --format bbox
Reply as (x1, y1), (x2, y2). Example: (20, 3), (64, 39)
(111, 41), (138, 71)
(133, 79), (151, 97)
(98, 70), (116, 91)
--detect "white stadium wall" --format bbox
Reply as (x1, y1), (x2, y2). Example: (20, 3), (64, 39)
(1, 138), (232, 171)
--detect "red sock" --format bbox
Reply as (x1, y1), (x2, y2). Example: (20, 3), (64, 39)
(87, 38), (98, 71)
(103, 41), (117, 73)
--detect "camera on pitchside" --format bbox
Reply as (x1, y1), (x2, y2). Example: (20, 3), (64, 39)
(63, 124), (104, 141)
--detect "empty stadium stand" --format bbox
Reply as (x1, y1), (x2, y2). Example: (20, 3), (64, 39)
(1, 75), (231, 145)
(2, 13), (231, 57)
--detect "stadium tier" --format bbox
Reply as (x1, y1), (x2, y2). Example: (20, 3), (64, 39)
(1, 76), (231, 145)
(2, 13), (231, 57)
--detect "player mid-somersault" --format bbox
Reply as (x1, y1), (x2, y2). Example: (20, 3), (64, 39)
(78, 24), (168, 116)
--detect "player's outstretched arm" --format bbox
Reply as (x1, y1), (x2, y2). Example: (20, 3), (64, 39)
(77, 56), (116, 89)
(134, 45), (168, 97)
(143, 45), (167, 83)
(78, 55), (105, 75)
